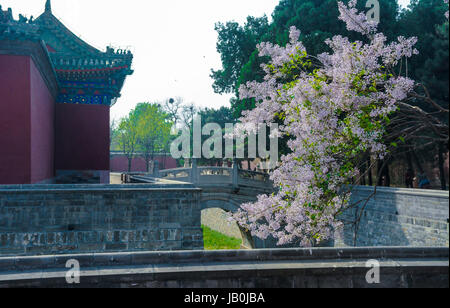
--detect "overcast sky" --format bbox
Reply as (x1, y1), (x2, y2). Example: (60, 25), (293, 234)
(2, 0), (410, 122)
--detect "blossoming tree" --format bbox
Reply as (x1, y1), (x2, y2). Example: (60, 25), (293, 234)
(232, 0), (423, 247)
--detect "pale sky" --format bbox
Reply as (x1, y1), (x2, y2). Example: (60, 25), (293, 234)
(2, 0), (410, 122)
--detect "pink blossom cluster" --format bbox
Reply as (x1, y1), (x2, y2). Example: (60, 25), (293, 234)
(232, 1), (418, 247)
(337, 0), (378, 35)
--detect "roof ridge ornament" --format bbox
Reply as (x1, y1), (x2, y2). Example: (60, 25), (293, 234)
(45, 0), (52, 13)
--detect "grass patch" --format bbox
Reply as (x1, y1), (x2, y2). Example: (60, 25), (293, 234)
(202, 225), (242, 250)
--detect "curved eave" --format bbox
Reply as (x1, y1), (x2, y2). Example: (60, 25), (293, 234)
(35, 11), (102, 56)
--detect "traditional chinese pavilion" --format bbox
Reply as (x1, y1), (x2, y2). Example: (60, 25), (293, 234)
(0, 1), (133, 184)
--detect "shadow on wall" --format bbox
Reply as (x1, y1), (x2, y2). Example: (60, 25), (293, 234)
(336, 186), (449, 247)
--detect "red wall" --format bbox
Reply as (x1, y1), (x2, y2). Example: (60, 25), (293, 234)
(0, 54), (113, 184)
(55, 104), (110, 172)
(0, 55), (31, 184)
(30, 59), (55, 183)
(110, 155), (177, 173)
(0, 55), (55, 184)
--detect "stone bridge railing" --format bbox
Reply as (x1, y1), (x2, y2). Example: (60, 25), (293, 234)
(152, 160), (273, 191)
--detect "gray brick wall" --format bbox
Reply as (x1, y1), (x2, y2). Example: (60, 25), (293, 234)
(0, 184), (203, 256)
(335, 186), (449, 247)
(0, 184), (448, 255)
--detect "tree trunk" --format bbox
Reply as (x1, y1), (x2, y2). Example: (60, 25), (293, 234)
(377, 159), (390, 187)
(377, 160), (383, 186)
(438, 143), (447, 190)
(145, 155), (150, 173)
(162, 152), (167, 170)
(405, 151), (415, 188)
(411, 151), (424, 174)
(128, 157), (132, 172)
(367, 156), (373, 186)
(385, 163), (391, 187)
(360, 158), (367, 186)
(151, 152), (155, 173)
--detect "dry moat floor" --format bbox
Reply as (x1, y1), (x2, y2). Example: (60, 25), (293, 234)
(202, 225), (242, 250)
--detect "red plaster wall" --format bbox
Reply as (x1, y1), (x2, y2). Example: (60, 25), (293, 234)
(0, 55), (55, 184)
(0, 55), (31, 184)
(30, 58), (55, 183)
(55, 104), (110, 172)
(110, 155), (178, 172)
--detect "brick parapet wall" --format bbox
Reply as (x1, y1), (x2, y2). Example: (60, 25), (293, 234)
(336, 186), (449, 247)
(0, 184), (203, 256)
(0, 247), (447, 288)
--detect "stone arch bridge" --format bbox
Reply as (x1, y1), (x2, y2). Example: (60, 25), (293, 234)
(123, 161), (275, 248)
(126, 161), (274, 214)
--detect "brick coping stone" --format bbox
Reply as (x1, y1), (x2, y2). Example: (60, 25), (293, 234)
(0, 247), (447, 272)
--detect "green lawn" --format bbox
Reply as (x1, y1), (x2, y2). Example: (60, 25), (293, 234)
(202, 225), (242, 250)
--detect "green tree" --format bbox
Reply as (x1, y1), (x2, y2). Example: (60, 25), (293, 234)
(212, 0), (401, 118)
(117, 111), (140, 172)
(113, 103), (174, 172)
(211, 16), (270, 95)
(198, 107), (236, 166)
(399, 0), (448, 110)
(198, 106), (235, 128)
(134, 103), (173, 172)
(396, 0), (449, 189)
(110, 119), (120, 151)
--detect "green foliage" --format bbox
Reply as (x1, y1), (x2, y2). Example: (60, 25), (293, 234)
(202, 225), (242, 250)
(399, 0), (449, 112)
(212, 0), (401, 119)
(110, 119), (120, 151)
(212, 0), (449, 168)
(211, 16), (270, 95)
(393, 0), (449, 158)
(112, 103), (174, 171)
(117, 111), (139, 156)
(135, 103), (173, 154)
(196, 107), (236, 165)
(198, 106), (235, 127)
